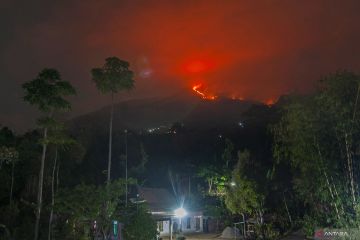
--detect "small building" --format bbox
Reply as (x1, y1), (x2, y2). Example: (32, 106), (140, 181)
(135, 187), (204, 238)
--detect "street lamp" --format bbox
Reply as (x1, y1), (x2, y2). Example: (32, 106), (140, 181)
(174, 207), (187, 218)
(174, 207), (187, 233)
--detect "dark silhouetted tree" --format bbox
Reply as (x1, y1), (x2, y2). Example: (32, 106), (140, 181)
(272, 70), (360, 231)
(91, 57), (135, 186)
(22, 68), (76, 240)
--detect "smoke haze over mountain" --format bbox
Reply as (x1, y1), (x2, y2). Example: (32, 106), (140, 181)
(1, 0), (360, 130)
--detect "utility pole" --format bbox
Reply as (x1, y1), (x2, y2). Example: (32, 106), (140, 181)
(188, 176), (191, 198)
(125, 129), (128, 207)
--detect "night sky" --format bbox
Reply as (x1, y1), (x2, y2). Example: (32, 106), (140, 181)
(1, 0), (360, 131)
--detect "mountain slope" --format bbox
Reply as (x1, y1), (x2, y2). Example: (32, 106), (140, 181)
(69, 94), (261, 134)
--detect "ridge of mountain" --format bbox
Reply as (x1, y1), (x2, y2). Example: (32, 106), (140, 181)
(69, 94), (265, 134)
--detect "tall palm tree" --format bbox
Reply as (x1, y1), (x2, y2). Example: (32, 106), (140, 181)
(91, 57), (134, 185)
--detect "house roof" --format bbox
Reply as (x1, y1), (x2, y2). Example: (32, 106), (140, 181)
(137, 187), (177, 213)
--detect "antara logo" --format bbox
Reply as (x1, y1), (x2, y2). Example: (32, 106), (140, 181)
(314, 228), (350, 239)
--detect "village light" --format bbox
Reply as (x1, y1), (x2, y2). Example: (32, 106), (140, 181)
(230, 181), (236, 186)
(174, 207), (187, 218)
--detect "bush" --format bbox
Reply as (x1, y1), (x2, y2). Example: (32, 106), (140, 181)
(121, 205), (158, 240)
(262, 223), (280, 240)
(302, 215), (319, 237)
(252, 223), (281, 240)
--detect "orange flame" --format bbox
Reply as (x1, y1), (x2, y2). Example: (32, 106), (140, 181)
(265, 98), (275, 106)
(192, 84), (217, 100)
(230, 94), (244, 101)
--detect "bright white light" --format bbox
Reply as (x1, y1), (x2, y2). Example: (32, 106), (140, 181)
(230, 181), (236, 186)
(174, 207), (187, 218)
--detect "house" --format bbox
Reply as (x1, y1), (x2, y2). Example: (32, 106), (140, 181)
(134, 187), (204, 238)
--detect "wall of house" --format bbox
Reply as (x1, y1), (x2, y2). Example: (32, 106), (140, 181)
(157, 220), (170, 236)
(158, 215), (203, 236)
(181, 215), (203, 233)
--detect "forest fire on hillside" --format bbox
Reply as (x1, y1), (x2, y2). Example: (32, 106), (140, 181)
(192, 84), (278, 105)
(265, 98), (276, 106)
(192, 84), (217, 100)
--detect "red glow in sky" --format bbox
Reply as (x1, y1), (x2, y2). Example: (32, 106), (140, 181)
(1, 0), (360, 130)
(185, 60), (213, 73)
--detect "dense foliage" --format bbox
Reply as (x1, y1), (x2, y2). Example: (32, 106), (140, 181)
(273, 70), (360, 234)
(119, 205), (158, 240)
